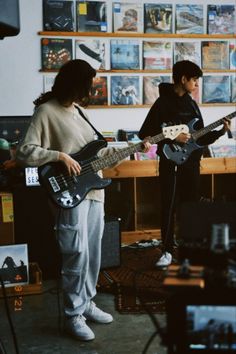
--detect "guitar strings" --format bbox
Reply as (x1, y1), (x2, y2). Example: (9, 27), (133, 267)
(52, 146), (141, 187)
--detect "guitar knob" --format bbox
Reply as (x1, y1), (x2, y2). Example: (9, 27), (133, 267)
(181, 157), (186, 161)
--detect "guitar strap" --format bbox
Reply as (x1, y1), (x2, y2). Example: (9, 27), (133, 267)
(75, 105), (107, 146)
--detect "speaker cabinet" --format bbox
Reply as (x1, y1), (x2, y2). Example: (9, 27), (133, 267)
(0, 0), (20, 39)
(101, 218), (121, 269)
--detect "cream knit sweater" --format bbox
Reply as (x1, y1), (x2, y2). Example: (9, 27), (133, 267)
(16, 99), (114, 202)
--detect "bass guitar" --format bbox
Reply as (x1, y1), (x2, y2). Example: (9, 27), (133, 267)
(163, 111), (236, 165)
(38, 124), (188, 208)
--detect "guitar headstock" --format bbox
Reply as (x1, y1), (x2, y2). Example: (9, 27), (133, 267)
(162, 124), (189, 140)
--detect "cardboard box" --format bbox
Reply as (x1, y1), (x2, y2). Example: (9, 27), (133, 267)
(0, 192), (14, 245)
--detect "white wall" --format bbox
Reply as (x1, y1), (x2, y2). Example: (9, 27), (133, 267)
(0, 0), (235, 134)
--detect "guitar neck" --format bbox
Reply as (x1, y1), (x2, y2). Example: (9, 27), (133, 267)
(92, 132), (165, 172)
(193, 111), (236, 140)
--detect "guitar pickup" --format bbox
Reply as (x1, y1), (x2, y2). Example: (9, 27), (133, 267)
(170, 144), (181, 152)
(49, 176), (60, 192)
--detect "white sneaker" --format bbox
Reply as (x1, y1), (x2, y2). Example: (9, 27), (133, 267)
(84, 301), (113, 324)
(155, 252), (172, 268)
(65, 315), (95, 341)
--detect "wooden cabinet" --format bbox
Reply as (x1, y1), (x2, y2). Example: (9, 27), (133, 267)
(103, 157), (236, 244)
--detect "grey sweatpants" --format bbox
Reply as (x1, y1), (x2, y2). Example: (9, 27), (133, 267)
(54, 199), (105, 317)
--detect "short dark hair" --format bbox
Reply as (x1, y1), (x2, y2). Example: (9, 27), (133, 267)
(173, 60), (203, 84)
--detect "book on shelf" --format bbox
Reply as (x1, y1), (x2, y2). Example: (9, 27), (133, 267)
(110, 76), (140, 105)
(229, 41), (236, 70)
(173, 42), (201, 67)
(202, 75), (231, 104)
(101, 131), (117, 142)
(0, 244), (29, 288)
(113, 2), (143, 33)
(43, 0), (75, 32)
(201, 41), (229, 70)
(144, 3), (172, 33)
(143, 40), (172, 70)
(76, 1), (107, 32)
(231, 76), (236, 103)
(43, 74), (56, 92)
(175, 4), (204, 34)
(75, 38), (106, 70)
(89, 76), (108, 106)
(207, 4), (236, 35)
(110, 39), (140, 70)
(135, 144), (157, 161)
(41, 38), (73, 70)
(143, 75), (171, 105)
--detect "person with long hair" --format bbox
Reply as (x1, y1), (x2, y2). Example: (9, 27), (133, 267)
(15, 59), (150, 341)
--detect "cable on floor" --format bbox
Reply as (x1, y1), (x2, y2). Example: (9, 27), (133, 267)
(0, 276), (20, 354)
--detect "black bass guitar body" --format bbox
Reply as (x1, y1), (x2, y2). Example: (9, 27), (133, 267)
(38, 139), (111, 209)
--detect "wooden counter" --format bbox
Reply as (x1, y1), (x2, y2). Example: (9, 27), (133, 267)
(103, 157), (236, 178)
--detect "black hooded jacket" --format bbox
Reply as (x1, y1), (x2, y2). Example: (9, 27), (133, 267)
(139, 83), (223, 164)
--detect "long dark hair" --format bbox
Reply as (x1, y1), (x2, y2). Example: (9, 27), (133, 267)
(34, 59), (96, 107)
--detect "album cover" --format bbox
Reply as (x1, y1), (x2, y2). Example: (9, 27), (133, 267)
(90, 76), (108, 105)
(75, 39), (106, 70)
(41, 38), (73, 70)
(143, 75), (171, 105)
(144, 3), (172, 33)
(0, 244), (29, 287)
(43, 0), (75, 31)
(76, 1), (107, 32)
(110, 39), (140, 70)
(231, 75), (236, 103)
(201, 41), (229, 70)
(175, 4), (204, 34)
(43, 74), (56, 92)
(210, 138), (236, 158)
(174, 42), (201, 66)
(202, 75), (231, 103)
(207, 5), (236, 35)
(143, 41), (172, 70)
(111, 76), (140, 105)
(113, 2), (143, 33)
(230, 41), (236, 70)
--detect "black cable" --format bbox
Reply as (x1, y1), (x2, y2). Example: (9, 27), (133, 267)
(0, 276), (20, 354)
(56, 278), (63, 334)
(131, 269), (167, 354)
(142, 330), (159, 354)
(55, 207), (63, 334)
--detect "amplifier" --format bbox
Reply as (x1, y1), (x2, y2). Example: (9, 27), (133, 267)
(101, 218), (121, 270)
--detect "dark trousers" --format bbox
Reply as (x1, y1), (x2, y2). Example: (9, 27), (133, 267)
(159, 159), (200, 253)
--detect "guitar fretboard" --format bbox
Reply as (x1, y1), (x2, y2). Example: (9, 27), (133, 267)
(91, 132), (165, 172)
(193, 111), (236, 140)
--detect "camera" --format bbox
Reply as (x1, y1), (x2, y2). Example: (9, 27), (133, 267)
(164, 201), (236, 353)
(166, 288), (236, 354)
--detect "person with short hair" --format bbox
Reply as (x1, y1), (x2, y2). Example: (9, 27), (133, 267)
(139, 60), (231, 268)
